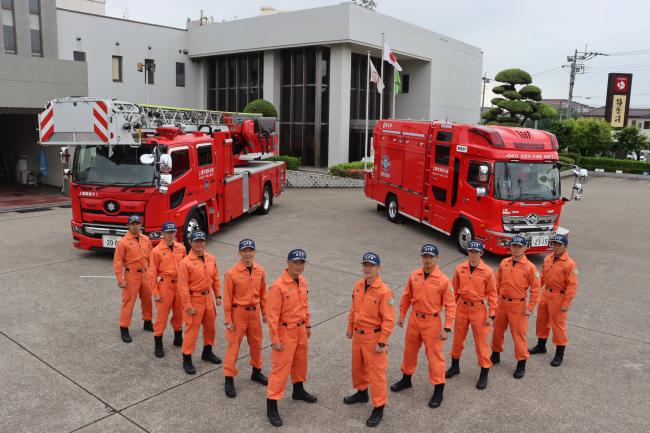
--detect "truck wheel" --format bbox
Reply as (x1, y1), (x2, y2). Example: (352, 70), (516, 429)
(385, 195), (401, 224)
(257, 184), (273, 215)
(183, 209), (206, 250)
(455, 221), (474, 255)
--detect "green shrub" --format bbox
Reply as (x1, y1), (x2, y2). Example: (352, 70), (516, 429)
(270, 155), (301, 170)
(242, 99), (278, 118)
(561, 152), (581, 164)
(558, 155), (575, 166)
(577, 156), (650, 174)
(329, 161), (373, 178)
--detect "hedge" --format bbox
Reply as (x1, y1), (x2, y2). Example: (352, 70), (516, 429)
(578, 156), (650, 174)
(270, 155), (301, 170)
(560, 152), (582, 164)
(242, 99), (278, 118)
(558, 155), (575, 170)
(329, 161), (373, 179)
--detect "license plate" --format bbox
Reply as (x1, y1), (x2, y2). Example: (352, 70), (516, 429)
(530, 235), (549, 247)
(102, 235), (122, 249)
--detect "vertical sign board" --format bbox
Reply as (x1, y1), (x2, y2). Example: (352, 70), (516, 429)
(605, 73), (632, 128)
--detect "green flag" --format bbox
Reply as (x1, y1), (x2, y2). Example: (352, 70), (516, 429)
(394, 70), (401, 95)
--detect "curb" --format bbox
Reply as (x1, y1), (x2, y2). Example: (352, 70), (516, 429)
(585, 170), (650, 181)
(0, 202), (71, 214)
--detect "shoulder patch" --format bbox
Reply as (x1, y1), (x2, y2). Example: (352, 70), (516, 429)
(388, 298), (395, 305)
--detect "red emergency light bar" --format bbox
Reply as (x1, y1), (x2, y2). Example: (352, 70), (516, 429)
(468, 126), (505, 148)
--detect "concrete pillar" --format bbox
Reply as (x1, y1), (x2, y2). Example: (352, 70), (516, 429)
(263, 50), (281, 110)
(327, 45), (351, 167)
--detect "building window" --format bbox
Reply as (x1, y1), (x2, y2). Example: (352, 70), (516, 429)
(176, 62), (185, 87)
(112, 56), (122, 82)
(29, 0), (42, 56)
(1, 0), (16, 54)
(278, 47), (330, 167)
(207, 51), (264, 113)
(73, 51), (86, 62)
(402, 74), (410, 94)
(145, 59), (155, 84)
(644, 121), (650, 129)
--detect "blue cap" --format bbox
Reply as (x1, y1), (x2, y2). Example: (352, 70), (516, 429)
(550, 234), (568, 246)
(421, 244), (439, 256)
(239, 239), (256, 250)
(288, 248), (307, 262)
(161, 221), (177, 233)
(189, 230), (207, 241)
(127, 215), (142, 225)
(467, 240), (484, 252)
(362, 252), (381, 266)
(510, 236), (526, 246)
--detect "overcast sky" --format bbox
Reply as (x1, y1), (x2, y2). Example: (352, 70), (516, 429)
(106, 0), (650, 108)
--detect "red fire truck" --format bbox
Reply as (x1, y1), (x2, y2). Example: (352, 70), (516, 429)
(38, 98), (285, 250)
(365, 120), (587, 255)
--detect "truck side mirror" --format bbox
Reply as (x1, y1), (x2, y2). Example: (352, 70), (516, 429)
(159, 173), (172, 194)
(476, 187), (487, 198)
(140, 154), (155, 165)
(159, 154), (172, 173)
(478, 165), (489, 182)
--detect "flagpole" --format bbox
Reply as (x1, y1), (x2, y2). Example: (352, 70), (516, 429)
(379, 32), (385, 120)
(391, 67), (396, 119)
(365, 51), (370, 171)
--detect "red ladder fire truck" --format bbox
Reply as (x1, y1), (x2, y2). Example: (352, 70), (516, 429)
(365, 120), (587, 255)
(38, 97), (286, 250)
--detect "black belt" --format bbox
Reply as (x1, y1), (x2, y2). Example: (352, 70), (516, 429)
(191, 290), (210, 296)
(354, 327), (381, 334)
(415, 312), (439, 319)
(547, 288), (566, 294)
(462, 300), (482, 306)
(125, 268), (145, 273)
(160, 277), (177, 283)
(501, 295), (526, 302)
(234, 305), (256, 311)
(282, 320), (305, 328)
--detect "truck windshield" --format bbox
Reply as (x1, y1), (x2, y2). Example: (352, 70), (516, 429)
(72, 145), (156, 186)
(494, 162), (560, 201)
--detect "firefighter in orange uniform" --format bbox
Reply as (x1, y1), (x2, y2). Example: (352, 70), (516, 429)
(343, 252), (395, 428)
(446, 240), (497, 390)
(149, 222), (186, 358)
(223, 239), (268, 398)
(529, 234), (579, 367)
(391, 244), (455, 409)
(266, 249), (317, 428)
(490, 236), (541, 379)
(113, 215), (153, 343)
(177, 230), (222, 375)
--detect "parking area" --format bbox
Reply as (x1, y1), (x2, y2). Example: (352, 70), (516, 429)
(0, 176), (649, 433)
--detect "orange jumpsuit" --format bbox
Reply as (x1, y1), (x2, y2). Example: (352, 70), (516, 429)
(177, 251), (220, 355)
(113, 232), (153, 328)
(536, 252), (579, 346)
(491, 255), (541, 360)
(266, 270), (311, 400)
(348, 276), (395, 407)
(399, 268), (456, 385)
(449, 260), (497, 368)
(149, 240), (186, 337)
(223, 261), (267, 377)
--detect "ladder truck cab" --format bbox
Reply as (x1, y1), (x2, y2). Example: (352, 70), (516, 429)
(38, 97), (286, 250)
(365, 120), (588, 255)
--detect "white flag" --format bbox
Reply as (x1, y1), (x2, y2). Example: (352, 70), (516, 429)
(383, 41), (402, 71)
(369, 60), (384, 94)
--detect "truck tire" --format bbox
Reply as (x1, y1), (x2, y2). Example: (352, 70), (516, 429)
(183, 209), (206, 250)
(257, 184), (273, 215)
(385, 195), (401, 224)
(454, 220), (474, 255)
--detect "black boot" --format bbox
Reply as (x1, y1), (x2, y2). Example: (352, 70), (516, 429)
(201, 345), (222, 364)
(292, 382), (317, 403)
(513, 360), (526, 379)
(428, 384), (444, 408)
(182, 354), (196, 375)
(251, 367), (268, 386)
(143, 320), (154, 332)
(120, 327), (132, 343)
(154, 335), (164, 358)
(390, 374), (412, 392)
(173, 330), (183, 347)
(490, 351), (501, 364)
(528, 338), (547, 354)
(266, 398), (282, 427)
(366, 405), (384, 428)
(224, 376), (236, 398)
(476, 367), (489, 390)
(445, 358), (460, 378)
(551, 345), (565, 367)
(343, 389), (369, 405)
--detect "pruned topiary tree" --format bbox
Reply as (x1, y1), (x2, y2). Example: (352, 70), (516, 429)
(242, 99), (278, 118)
(482, 68), (556, 126)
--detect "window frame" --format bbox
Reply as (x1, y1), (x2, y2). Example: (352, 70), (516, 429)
(1, 0), (17, 54)
(169, 147), (191, 180)
(145, 58), (155, 85)
(28, 0), (42, 57)
(196, 143), (213, 167)
(73, 51), (86, 62)
(434, 144), (451, 166)
(467, 160), (491, 191)
(112, 55), (123, 82)
(176, 62), (185, 87)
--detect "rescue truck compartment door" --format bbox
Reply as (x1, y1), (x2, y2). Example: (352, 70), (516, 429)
(427, 132), (453, 230)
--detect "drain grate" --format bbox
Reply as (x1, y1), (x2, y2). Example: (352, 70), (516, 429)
(15, 207), (52, 213)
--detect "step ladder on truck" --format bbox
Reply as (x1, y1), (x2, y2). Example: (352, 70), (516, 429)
(38, 97), (286, 250)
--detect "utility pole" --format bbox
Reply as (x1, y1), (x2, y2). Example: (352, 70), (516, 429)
(564, 49), (608, 119)
(480, 74), (492, 123)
